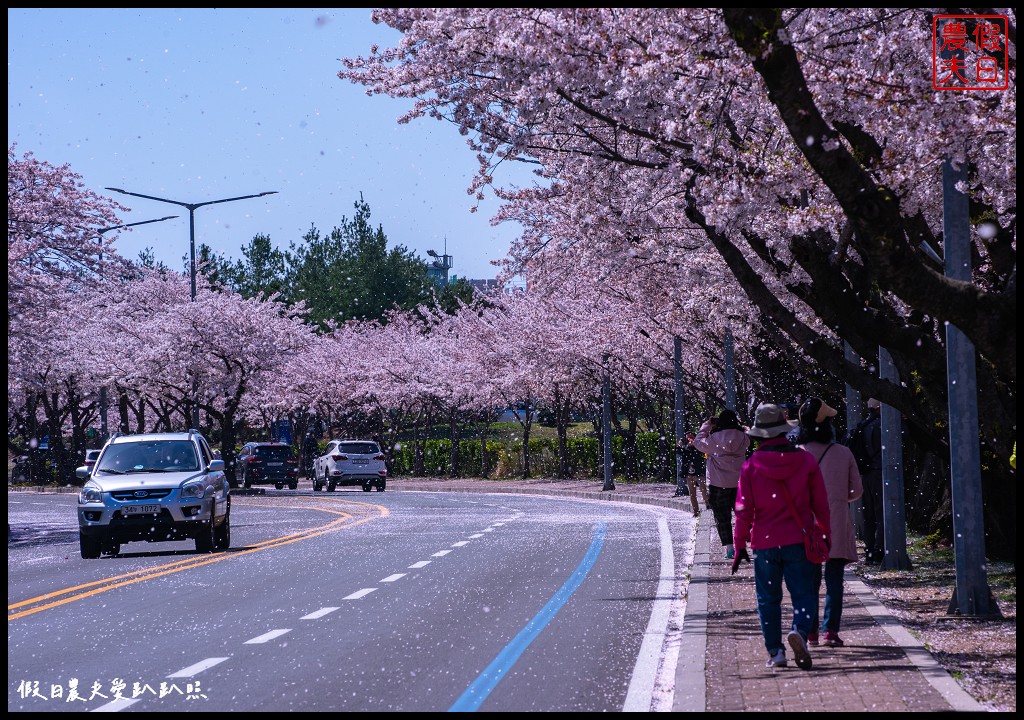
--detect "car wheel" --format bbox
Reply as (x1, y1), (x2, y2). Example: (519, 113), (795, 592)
(376, 480), (386, 492)
(327, 480), (337, 492)
(101, 538), (121, 556)
(214, 510), (231, 551)
(362, 482), (373, 492)
(288, 482), (298, 490)
(80, 531), (101, 559)
(275, 483), (283, 490)
(195, 514), (216, 553)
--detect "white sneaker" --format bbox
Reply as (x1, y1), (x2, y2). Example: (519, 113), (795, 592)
(765, 649), (787, 668)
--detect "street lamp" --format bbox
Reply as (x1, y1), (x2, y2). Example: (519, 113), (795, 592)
(95, 215), (179, 438)
(104, 188), (277, 301)
(104, 188), (277, 427)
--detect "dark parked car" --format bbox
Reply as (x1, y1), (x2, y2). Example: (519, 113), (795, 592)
(237, 442), (299, 489)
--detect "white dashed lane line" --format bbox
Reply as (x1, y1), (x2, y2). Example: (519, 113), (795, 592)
(244, 629), (291, 644)
(432, 550), (453, 557)
(380, 574), (405, 583)
(343, 588), (377, 600)
(408, 560), (431, 568)
(301, 607), (339, 620)
(167, 657), (230, 678)
(468, 534), (484, 539)
(451, 541), (470, 547)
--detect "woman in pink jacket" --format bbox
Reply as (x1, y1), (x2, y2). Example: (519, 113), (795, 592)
(692, 408), (749, 559)
(795, 397), (863, 648)
(731, 403), (831, 671)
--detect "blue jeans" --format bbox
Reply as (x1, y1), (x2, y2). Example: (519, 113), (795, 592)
(752, 543), (819, 655)
(811, 558), (850, 634)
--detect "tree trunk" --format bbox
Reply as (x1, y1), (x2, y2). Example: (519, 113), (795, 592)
(554, 387), (571, 479)
(448, 409), (462, 477)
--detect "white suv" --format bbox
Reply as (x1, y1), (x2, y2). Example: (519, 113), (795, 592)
(76, 430), (231, 558)
(313, 439), (387, 492)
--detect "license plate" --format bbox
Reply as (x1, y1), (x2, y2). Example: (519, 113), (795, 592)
(353, 459), (369, 465)
(124, 505), (159, 515)
(267, 462), (283, 466)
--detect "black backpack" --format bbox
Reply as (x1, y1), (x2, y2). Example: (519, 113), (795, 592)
(844, 416), (876, 474)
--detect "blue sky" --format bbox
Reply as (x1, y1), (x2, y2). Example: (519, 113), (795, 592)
(8, 8), (532, 282)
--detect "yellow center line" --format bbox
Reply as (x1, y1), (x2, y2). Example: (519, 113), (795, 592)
(8, 498), (389, 621)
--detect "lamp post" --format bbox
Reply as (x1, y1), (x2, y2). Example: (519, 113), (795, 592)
(105, 188), (277, 301)
(95, 215), (179, 438)
(104, 188), (277, 426)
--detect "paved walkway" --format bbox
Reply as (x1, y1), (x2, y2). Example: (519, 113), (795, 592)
(678, 508), (983, 712)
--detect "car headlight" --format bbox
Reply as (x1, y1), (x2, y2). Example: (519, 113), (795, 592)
(180, 479), (206, 500)
(79, 482), (103, 504)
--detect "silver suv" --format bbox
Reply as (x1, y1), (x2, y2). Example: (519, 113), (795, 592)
(76, 430), (231, 558)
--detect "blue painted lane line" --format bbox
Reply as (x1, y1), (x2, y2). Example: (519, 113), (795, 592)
(448, 522), (607, 712)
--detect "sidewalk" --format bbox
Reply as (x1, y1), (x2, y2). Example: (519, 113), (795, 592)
(678, 509), (984, 712)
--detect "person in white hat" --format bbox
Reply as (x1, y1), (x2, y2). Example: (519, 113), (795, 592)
(731, 402), (831, 671)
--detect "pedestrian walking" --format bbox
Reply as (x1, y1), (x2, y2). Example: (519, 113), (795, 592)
(693, 408), (749, 559)
(302, 431), (319, 480)
(731, 402), (831, 671)
(795, 397), (863, 648)
(675, 431), (708, 516)
(847, 398), (883, 563)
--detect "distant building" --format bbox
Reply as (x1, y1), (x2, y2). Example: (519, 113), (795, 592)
(426, 249), (453, 286)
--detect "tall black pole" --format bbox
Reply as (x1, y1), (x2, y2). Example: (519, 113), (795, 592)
(602, 354), (615, 492)
(674, 336), (685, 492)
(844, 341), (865, 541)
(942, 159), (1000, 617)
(878, 348), (912, 570)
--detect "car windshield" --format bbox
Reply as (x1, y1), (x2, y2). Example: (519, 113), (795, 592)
(339, 442), (379, 455)
(97, 440), (199, 473)
(255, 445), (294, 460)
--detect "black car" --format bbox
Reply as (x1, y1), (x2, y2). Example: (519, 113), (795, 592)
(237, 442), (299, 489)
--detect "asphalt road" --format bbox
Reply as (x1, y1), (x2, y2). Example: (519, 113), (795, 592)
(8, 489), (695, 712)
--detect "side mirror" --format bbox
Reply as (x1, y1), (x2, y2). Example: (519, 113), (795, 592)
(208, 459), (225, 473)
(75, 466), (89, 480)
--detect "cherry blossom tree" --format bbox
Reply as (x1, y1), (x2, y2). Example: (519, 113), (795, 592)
(339, 7), (1015, 545)
(77, 270), (315, 483)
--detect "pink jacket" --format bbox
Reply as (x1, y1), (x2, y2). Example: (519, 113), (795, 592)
(799, 440), (863, 561)
(692, 422), (749, 489)
(734, 437), (831, 553)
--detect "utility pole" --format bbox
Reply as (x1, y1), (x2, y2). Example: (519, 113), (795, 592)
(878, 348), (912, 570)
(941, 158), (1000, 617)
(602, 354), (615, 491)
(674, 336), (685, 492)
